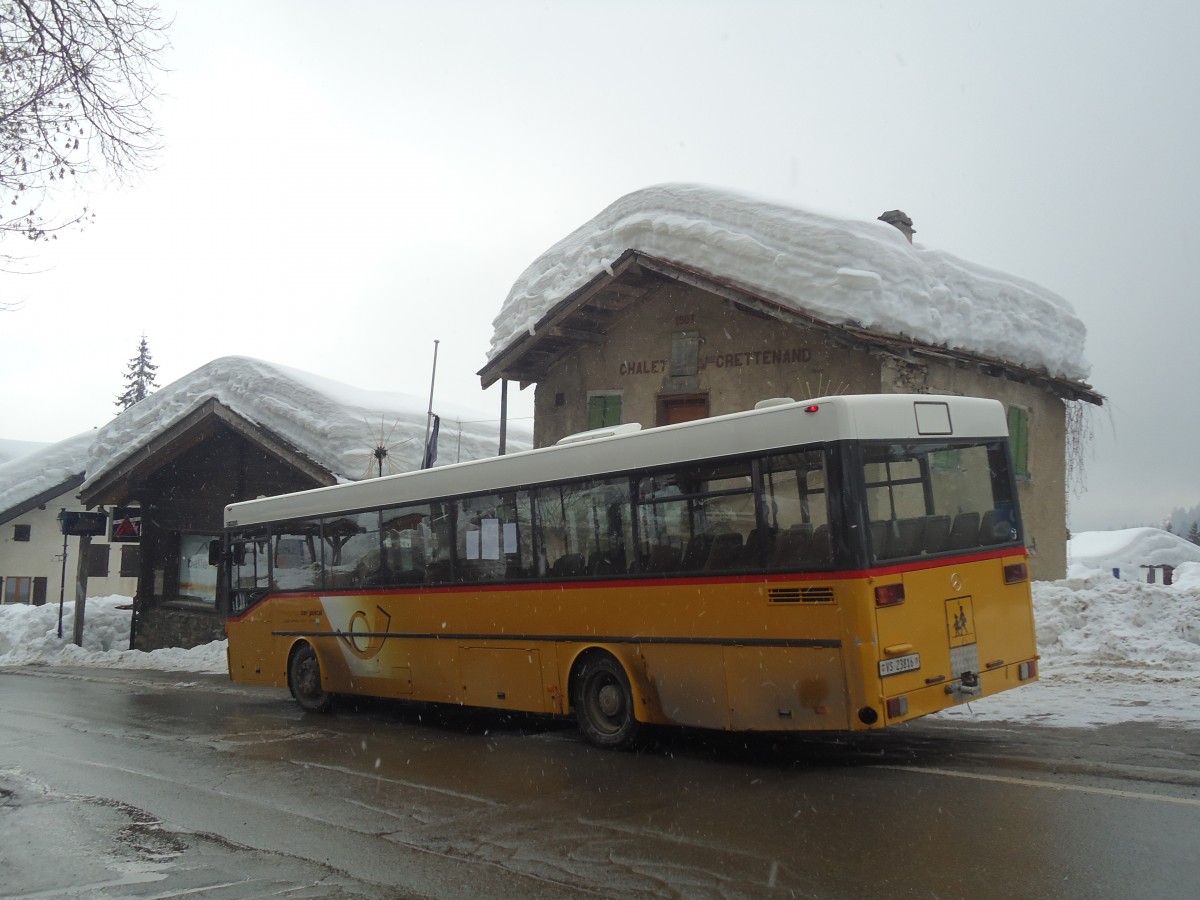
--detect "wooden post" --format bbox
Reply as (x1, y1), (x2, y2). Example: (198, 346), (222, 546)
(72, 534), (91, 647)
(499, 379), (508, 456)
(56, 515), (69, 639)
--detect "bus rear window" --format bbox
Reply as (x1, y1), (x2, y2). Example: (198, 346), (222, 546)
(863, 441), (1020, 562)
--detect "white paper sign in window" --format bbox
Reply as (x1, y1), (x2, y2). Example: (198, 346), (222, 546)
(481, 519), (500, 560)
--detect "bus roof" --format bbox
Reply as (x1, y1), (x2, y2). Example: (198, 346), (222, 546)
(224, 394), (1007, 528)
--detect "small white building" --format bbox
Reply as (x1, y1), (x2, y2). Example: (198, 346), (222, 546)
(0, 431), (138, 606)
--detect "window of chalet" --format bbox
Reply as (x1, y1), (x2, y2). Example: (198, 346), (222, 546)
(3, 576), (32, 603)
(177, 533), (220, 604)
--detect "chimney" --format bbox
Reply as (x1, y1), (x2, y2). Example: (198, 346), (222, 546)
(879, 209), (915, 243)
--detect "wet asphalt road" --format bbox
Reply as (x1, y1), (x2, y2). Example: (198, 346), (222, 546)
(1, 665), (1198, 899)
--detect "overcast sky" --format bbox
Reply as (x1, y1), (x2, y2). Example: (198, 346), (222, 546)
(2, 0), (1196, 532)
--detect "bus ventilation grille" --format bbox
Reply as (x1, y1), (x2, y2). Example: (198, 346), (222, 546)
(769, 587), (835, 604)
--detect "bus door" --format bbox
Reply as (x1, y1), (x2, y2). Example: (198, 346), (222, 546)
(225, 530), (281, 685)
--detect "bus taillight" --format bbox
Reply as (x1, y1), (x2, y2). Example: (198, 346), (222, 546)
(1019, 660), (1038, 681)
(874, 583), (905, 607)
(1004, 562), (1028, 584)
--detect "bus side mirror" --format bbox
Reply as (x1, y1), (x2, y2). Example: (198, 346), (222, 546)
(208, 540), (222, 566)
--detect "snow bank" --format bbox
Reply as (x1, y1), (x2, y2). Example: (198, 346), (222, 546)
(491, 184), (1090, 379)
(1067, 526), (1200, 579)
(0, 596), (225, 674)
(1036, 572), (1200, 668)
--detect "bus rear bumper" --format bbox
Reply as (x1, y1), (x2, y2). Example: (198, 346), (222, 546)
(880, 657), (1040, 725)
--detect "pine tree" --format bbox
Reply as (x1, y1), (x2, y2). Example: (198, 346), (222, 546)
(115, 334), (159, 410)
(1188, 521), (1200, 547)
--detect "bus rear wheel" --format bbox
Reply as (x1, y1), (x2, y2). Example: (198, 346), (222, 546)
(573, 653), (639, 749)
(288, 642), (332, 713)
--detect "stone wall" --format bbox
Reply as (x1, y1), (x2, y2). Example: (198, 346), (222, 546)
(132, 600), (225, 652)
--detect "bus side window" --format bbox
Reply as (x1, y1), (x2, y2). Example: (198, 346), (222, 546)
(452, 491), (536, 583)
(503, 490), (537, 580)
(761, 450), (830, 569)
(638, 461), (752, 575)
(532, 486), (566, 578)
(272, 518), (323, 591)
(636, 480), (684, 573)
(324, 512), (380, 588)
(535, 478), (631, 580)
(381, 505), (430, 584)
(455, 495), (503, 583)
(422, 502), (454, 584)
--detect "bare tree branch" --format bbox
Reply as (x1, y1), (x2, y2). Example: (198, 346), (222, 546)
(0, 0), (169, 250)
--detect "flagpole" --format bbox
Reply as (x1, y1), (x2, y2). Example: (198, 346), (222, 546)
(422, 340), (439, 467)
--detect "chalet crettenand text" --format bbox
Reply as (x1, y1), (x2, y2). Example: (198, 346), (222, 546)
(619, 347), (813, 376)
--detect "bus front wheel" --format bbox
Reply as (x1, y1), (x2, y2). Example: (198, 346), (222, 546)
(288, 642), (332, 713)
(573, 653), (639, 749)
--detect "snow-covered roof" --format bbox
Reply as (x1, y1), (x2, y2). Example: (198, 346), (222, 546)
(82, 357), (527, 492)
(489, 184), (1090, 381)
(0, 438), (51, 466)
(2, 359), (527, 516)
(0, 430), (93, 517)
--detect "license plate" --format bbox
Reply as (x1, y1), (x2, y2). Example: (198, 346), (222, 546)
(879, 652), (921, 677)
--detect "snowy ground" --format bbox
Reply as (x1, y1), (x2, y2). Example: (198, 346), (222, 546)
(2, 529), (1197, 732)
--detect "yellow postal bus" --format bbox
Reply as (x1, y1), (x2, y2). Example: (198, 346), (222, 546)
(223, 394), (1037, 748)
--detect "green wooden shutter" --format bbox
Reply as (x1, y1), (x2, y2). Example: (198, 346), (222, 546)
(587, 395), (622, 429)
(1007, 407), (1029, 475)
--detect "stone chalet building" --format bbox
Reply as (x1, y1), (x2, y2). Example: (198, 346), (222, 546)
(479, 186), (1102, 582)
